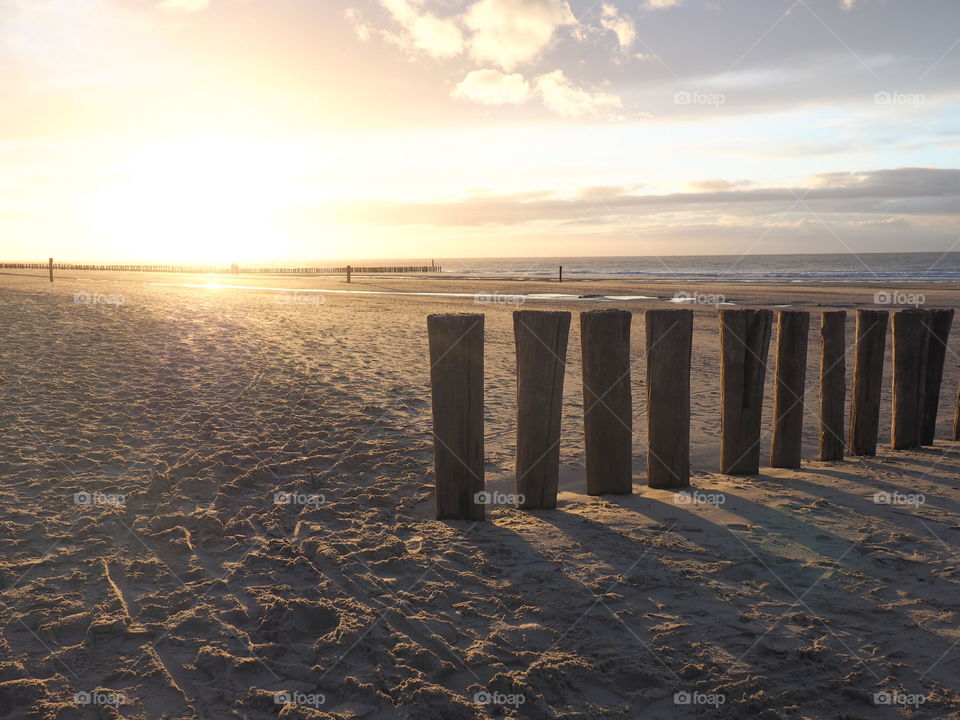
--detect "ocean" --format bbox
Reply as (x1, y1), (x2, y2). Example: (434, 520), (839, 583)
(424, 252), (960, 282)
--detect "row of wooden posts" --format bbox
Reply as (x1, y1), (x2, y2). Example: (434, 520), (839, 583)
(427, 307), (956, 520)
(2, 261), (441, 275)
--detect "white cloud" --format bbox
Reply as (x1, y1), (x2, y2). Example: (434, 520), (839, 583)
(465, 0), (576, 71)
(600, 3), (635, 50)
(156, 0), (209, 12)
(535, 69), (621, 118)
(453, 69), (531, 105)
(380, 0), (464, 59)
(343, 8), (374, 41)
(644, 0), (680, 8)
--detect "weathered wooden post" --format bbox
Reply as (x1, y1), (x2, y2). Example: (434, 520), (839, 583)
(346, 265), (351, 284)
(427, 314), (485, 520)
(955, 385), (960, 442)
(849, 310), (888, 456)
(515, 310), (571, 509)
(646, 309), (693, 487)
(719, 309), (773, 475)
(581, 310), (632, 495)
(771, 311), (810, 469)
(559, 265), (563, 283)
(891, 309), (928, 450)
(819, 311), (846, 460)
(920, 308), (954, 446)
(48, 257), (53, 283)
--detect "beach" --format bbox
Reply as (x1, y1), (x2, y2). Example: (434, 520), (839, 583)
(1, 268), (958, 719)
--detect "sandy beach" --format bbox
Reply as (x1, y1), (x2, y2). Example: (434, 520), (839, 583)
(1, 269), (959, 719)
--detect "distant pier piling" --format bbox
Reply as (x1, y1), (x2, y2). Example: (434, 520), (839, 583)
(920, 308), (954, 446)
(849, 310), (888, 456)
(514, 310), (571, 509)
(819, 311), (846, 461)
(719, 309), (773, 475)
(580, 309), (633, 495)
(646, 309), (693, 487)
(427, 314), (485, 520)
(771, 311), (810, 469)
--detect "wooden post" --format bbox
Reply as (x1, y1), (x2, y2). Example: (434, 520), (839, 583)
(427, 314), (485, 520)
(819, 311), (846, 461)
(514, 310), (571, 509)
(849, 310), (888, 456)
(920, 308), (954, 446)
(955, 383), (960, 442)
(770, 311), (810, 469)
(719, 309), (773, 475)
(48, 257), (53, 283)
(559, 265), (563, 283)
(891, 309), (928, 450)
(581, 310), (632, 495)
(646, 309), (693, 488)
(346, 265), (351, 284)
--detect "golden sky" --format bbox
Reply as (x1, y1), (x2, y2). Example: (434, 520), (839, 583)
(1, 0), (958, 262)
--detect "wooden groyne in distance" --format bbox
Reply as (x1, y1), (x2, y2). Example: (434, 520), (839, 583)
(0, 262), (440, 274)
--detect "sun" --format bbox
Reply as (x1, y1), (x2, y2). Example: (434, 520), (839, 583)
(86, 139), (305, 264)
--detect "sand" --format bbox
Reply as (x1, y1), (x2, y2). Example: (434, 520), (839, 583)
(0, 268), (958, 719)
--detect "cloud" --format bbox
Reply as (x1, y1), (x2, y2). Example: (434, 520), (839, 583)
(453, 69), (531, 105)
(156, 0), (209, 11)
(327, 168), (960, 227)
(343, 8), (374, 41)
(644, 0), (680, 8)
(600, 3), (635, 50)
(535, 69), (621, 118)
(689, 178), (753, 191)
(379, 0), (464, 58)
(465, 0), (576, 71)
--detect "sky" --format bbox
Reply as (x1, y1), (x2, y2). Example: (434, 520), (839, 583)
(1, 0), (958, 262)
